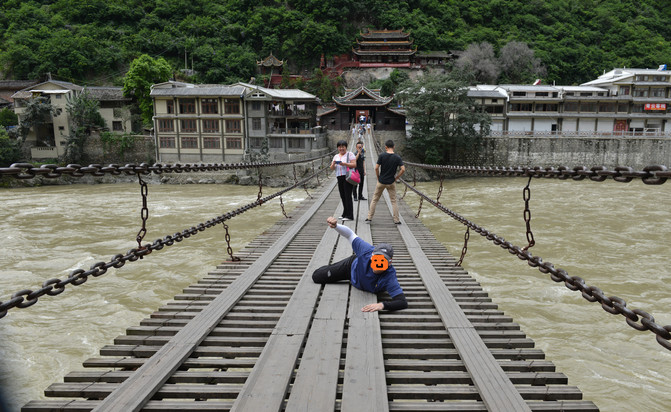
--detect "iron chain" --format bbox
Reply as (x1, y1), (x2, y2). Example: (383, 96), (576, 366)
(0, 164), (332, 319)
(456, 227), (470, 267)
(0, 153), (336, 181)
(522, 175), (535, 251)
(222, 222), (240, 262)
(399, 177), (671, 351)
(402, 162), (671, 185)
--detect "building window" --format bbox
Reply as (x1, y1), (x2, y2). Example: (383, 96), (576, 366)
(485, 106), (503, 114)
(564, 102), (579, 112)
(179, 98), (196, 114)
(252, 118), (262, 130)
(491, 99), (498, 103)
(252, 101), (262, 111)
(579, 92), (593, 97)
(535, 92), (548, 97)
(201, 98), (218, 114)
(598, 103), (616, 112)
(535, 103), (557, 112)
(226, 137), (242, 149)
(510, 103), (532, 111)
(58, 126), (65, 131)
(250, 137), (263, 148)
(512, 91), (526, 96)
(181, 136), (198, 148)
(270, 137), (283, 148)
(651, 88), (666, 97)
(620, 86), (630, 95)
(288, 138), (305, 149)
(180, 119), (197, 132)
(158, 119), (174, 132)
(226, 119), (241, 133)
(166, 100), (174, 114)
(633, 89), (648, 97)
(112, 121), (123, 131)
(203, 137), (221, 149)
(617, 103), (629, 113)
(202, 119), (219, 133)
(635, 75), (649, 81)
(632, 104), (644, 113)
(159, 136), (175, 148)
(580, 102), (597, 112)
(224, 99), (240, 114)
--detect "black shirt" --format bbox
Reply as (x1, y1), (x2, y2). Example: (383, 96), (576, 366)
(376, 152), (403, 185)
(355, 150), (365, 175)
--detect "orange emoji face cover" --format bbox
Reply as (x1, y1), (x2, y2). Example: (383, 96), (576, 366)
(371, 254), (389, 271)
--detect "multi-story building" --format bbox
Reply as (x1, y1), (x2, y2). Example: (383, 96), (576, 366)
(237, 82), (325, 156)
(151, 81), (326, 163)
(12, 80), (132, 160)
(150, 81), (247, 163)
(468, 68), (671, 136)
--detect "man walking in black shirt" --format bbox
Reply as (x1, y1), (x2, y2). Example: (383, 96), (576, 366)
(365, 139), (405, 224)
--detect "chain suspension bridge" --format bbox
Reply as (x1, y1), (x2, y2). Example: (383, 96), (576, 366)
(2, 131), (671, 411)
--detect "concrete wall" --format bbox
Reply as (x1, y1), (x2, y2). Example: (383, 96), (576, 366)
(480, 136), (671, 169)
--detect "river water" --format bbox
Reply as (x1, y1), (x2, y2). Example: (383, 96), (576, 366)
(1, 179), (670, 411)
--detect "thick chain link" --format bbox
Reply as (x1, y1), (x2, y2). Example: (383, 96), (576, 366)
(522, 176), (535, 251)
(279, 195), (291, 218)
(0, 152), (336, 180)
(399, 177), (671, 351)
(456, 227), (470, 267)
(257, 167), (263, 201)
(0, 164), (332, 319)
(222, 222), (240, 262)
(135, 174), (150, 258)
(402, 162), (671, 185)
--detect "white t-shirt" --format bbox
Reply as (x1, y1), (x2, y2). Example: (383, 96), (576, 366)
(333, 152), (354, 177)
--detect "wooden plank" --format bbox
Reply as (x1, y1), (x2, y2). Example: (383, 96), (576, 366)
(92, 179), (337, 412)
(230, 197), (344, 411)
(341, 135), (389, 412)
(285, 217), (353, 411)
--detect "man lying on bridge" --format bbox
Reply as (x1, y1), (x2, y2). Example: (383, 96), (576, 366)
(312, 217), (408, 312)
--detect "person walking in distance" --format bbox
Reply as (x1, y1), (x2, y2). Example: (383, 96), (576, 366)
(365, 139), (405, 224)
(330, 140), (356, 221)
(352, 141), (366, 201)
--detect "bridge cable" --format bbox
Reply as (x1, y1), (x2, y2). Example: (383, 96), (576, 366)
(0, 164), (331, 319)
(399, 178), (671, 351)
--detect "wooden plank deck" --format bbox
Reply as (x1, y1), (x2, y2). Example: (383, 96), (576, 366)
(22, 134), (599, 412)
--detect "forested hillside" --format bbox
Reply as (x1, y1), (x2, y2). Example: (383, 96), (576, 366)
(1, 0), (670, 86)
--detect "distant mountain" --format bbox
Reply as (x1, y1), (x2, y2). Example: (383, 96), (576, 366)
(1, 0), (670, 86)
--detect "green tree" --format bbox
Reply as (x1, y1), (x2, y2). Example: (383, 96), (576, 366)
(304, 68), (342, 102)
(0, 108), (18, 128)
(123, 54), (172, 126)
(0, 127), (21, 167)
(63, 89), (106, 163)
(17, 97), (60, 147)
(398, 72), (491, 165)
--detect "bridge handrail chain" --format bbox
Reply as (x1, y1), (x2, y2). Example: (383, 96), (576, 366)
(402, 161), (670, 185)
(0, 164), (331, 319)
(0, 151), (335, 180)
(399, 178), (671, 351)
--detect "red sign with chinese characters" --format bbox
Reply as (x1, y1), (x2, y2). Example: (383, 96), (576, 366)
(644, 103), (667, 110)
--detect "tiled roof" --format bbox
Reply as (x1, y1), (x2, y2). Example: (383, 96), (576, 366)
(257, 53), (284, 67)
(86, 87), (130, 101)
(150, 84), (247, 97)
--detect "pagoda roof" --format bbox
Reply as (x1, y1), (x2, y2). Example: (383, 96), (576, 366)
(257, 53), (284, 67)
(334, 85), (393, 106)
(360, 29), (410, 39)
(357, 39), (414, 46)
(353, 47), (417, 56)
